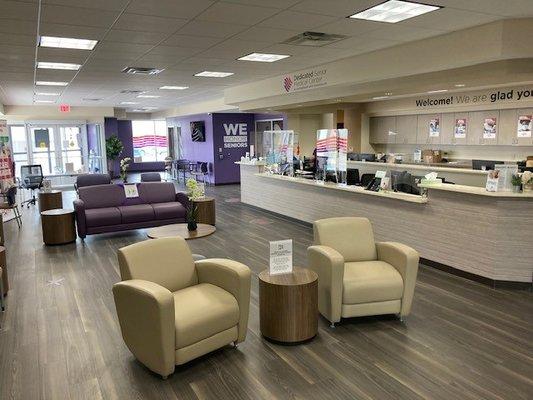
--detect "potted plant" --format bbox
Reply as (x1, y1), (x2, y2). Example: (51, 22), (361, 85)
(119, 157), (132, 183)
(511, 174), (522, 193)
(522, 170), (533, 192)
(185, 178), (203, 231)
(105, 135), (124, 178)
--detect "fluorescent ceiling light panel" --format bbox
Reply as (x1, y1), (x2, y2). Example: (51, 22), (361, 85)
(34, 100), (54, 103)
(372, 96), (390, 100)
(349, 1), (441, 23)
(194, 71), (234, 78)
(120, 101), (138, 105)
(36, 81), (69, 86)
(237, 53), (290, 62)
(39, 36), (98, 50)
(159, 86), (189, 90)
(137, 94), (161, 98)
(35, 92), (60, 96)
(37, 61), (81, 70)
(427, 89), (448, 93)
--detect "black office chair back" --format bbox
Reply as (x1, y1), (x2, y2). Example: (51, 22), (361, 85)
(21, 165), (44, 189)
(6, 186), (17, 206)
(360, 173), (375, 187)
(140, 172), (162, 182)
(199, 162), (208, 174)
(347, 168), (360, 185)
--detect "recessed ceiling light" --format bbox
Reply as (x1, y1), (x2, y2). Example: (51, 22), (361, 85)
(34, 100), (54, 103)
(36, 81), (69, 86)
(143, 107), (158, 110)
(159, 86), (189, 90)
(35, 92), (59, 96)
(194, 71), (234, 78)
(372, 96), (390, 100)
(120, 101), (138, 105)
(349, 0), (441, 23)
(454, 84), (466, 87)
(137, 94), (161, 98)
(427, 89), (448, 93)
(385, 92), (393, 95)
(39, 36), (98, 50)
(237, 53), (290, 62)
(37, 61), (81, 71)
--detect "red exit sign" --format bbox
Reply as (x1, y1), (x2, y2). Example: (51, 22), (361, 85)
(59, 104), (71, 113)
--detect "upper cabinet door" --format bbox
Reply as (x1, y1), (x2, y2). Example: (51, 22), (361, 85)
(369, 116), (396, 144)
(498, 108), (533, 146)
(439, 113), (455, 145)
(417, 114), (442, 144)
(468, 111), (500, 145)
(395, 115), (418, 144)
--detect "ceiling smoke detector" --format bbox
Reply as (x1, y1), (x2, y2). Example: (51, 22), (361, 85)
(122, 66), (164, 75)
(282, 31), (347, 47)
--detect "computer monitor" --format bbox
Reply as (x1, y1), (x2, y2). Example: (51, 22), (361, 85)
(472, 159), (505, 171)
(393, 171), (421, 195)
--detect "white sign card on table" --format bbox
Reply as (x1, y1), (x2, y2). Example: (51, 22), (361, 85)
(269, 239), (293, 275)
(517, 115), (532, 138)
(123, 184), (139, 198)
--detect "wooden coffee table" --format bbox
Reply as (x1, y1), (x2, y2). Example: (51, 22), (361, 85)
(41, 208), (76, 245)
(259, 267), (318, 343)
(147, 223), (216, 240)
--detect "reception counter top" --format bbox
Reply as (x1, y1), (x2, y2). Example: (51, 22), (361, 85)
(239, 164), (533, 286)
(348, 160), (488, 175)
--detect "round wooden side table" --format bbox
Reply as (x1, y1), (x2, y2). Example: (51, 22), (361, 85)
(41, 209), (77, 245)
(38, 190), (63, 212)
(193, 197), (216, 225)
(259, 267), (318, 344)
(147, 223), (216, 240)
(0, 246), (8, 295)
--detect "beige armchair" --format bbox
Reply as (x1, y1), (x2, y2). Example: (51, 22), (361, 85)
(308, 217), (419, 327)
(112, 237), (251, 379)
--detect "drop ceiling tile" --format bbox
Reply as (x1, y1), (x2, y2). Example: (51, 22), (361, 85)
(220, 0), (299, 8)
(41, 4), (120, 27)
(0, 33), (35, 46)
(365, 25), (446, 42)
(114, 13), (189, 34)
(196, 2), (279, 25)
(232, 26), (301, 43)
(42, 0), (129, 11)
(126, 0), (215, 19)
(315, 18), (381, 36)
(259, 43), (315, 57)
(96, 41), (153, 55)
(147, 45), (201, 57)
(289, 0), (376, 17)
(259, 10), (339, 30)
(38, 47), (91, 64)
(162, 34), (222, 49)
(177, 21), (249, 39)
(0, 44), (35, 57)
(0, 19), (36, 35)
(135, 54), (189, 68)
(105, 29), (169, 45)
(400, 7), (500, 31)
(39, 23), (107, 41)
(423, 0), (533, 18)
(0, 0), (39, 20)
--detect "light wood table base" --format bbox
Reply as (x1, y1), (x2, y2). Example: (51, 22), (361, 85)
(147, 223), (216, 239)
(259, 267), (318, 343)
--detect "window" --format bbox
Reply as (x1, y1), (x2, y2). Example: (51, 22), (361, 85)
(132, 120), (168, 162)
(9, 126), (29, 177)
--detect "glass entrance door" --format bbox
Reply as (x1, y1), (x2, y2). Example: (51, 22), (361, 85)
(60, 126), (83, 173)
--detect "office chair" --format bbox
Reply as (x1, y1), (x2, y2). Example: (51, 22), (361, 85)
(20, 165), (43, 207)
(191, 162), (210, 185)
(360, 173), (375, 187)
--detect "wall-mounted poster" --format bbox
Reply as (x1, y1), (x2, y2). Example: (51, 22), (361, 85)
(454, 118), (467, 138)
(190, 121), (206, 142)
(429, 117), (440, 137)
(483, 117), (497, 139)
(34, 128), (50, 148)
(517, 115), (532, 138)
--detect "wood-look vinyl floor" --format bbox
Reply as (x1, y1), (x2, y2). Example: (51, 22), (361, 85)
(0, 181), (532, 400)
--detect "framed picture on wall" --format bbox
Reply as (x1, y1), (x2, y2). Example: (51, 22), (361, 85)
(517, 115), (532, 138)
(483, 117), (497, 139)
(454, 118), (467, 138)
(190, 121), (206, 142)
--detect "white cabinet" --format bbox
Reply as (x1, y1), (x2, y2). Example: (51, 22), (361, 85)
(395, 115), (418, 144)
(498, 108), (533, 146)
(417, 114), (442, 144)
(369, 116), (396, 144)
(468, 111), (499, 146)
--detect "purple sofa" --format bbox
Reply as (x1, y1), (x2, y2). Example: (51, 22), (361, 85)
(74, 182), (188, 239)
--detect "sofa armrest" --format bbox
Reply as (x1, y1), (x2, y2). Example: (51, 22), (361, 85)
(112, 280), (175, 378)
(376, 242), (419, 317)
(73, 199), (87, 238)
(195, 259), (251, 343)
(307, 245), (345, 324)
(175, 192), (189, 208)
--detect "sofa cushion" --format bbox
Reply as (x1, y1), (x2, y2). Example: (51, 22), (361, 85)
(79, 184), (126, 208)
(342, 261), (404, 304)
(85, 207), (121, 228)
(138, 182), (176, 204)
(173, 283), (239, 349)
(118, 204), (155, 224)
(152, 202), (186, 220)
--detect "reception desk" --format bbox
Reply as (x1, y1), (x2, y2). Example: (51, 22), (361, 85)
(239, 164), (533, 287)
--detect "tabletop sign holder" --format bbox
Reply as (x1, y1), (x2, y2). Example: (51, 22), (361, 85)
(269, 239), (293, 275)
(123, 184), (139, 198)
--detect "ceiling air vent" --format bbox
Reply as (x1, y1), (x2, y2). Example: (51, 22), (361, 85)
(120, 89), (144, 94)
(282, 31), (347, 47)
(121, 66), (164, 75)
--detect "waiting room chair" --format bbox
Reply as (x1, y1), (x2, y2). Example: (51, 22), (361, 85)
(0, 186), (22, 228)
(74, 173), (111, 192)
(190, 162), (209, 185)
(20, 164), (43, 207)
(140, 172), (162, 182)
(307, 217), (419, 327)
(113, 237), (251, 379)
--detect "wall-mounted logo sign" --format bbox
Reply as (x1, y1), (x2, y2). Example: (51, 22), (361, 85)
(282, 68), (327, 93)
(59, 104), (70, 113)
(415, 87), (533, 109)
(223, 123), (248, 149)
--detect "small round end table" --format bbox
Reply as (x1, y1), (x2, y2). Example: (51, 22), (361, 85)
(193, 197), (216, 225)
(38, 190), (63, 212)
(41, 209), (76, 245)
(259, 267), (318, 344)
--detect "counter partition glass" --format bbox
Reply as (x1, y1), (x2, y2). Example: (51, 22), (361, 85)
(262, 130), (297, 176)
(316, 129), (348, 184)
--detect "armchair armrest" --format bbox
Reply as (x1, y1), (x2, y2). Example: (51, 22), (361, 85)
(73, 199), (86, 238)
(376, 242), (419, 317)
(307, 245), (345, 323)
(112, 280), (175, 378)
(195, 259), (251, 343)
(175, 192), (189, 208)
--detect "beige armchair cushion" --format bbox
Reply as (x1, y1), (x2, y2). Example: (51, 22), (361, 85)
(118, 237), (197, 292)
(173, 283), (239, 349)
(314, 217), (377, 262)
(343, 261), (404, 304)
